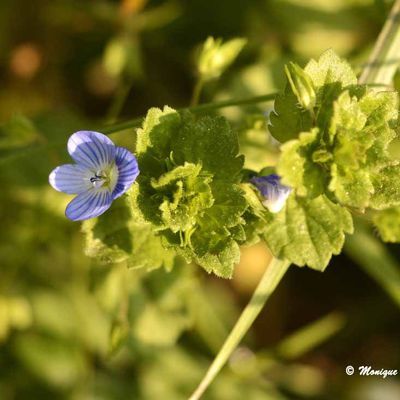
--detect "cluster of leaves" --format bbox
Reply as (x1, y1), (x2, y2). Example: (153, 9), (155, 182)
(84, 107), (254, 278)
(266, 49), (400, 269)
(130, 107), (249, 278)
(84, 49), (400, 276)
(83, 196), (175, 271)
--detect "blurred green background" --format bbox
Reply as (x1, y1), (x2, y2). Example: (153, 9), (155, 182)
(0, 0), (399, 399)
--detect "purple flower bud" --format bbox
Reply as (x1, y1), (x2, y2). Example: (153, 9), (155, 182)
(250, 174), (291, 213)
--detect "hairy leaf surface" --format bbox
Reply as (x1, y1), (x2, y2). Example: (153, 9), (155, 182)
(263, 194), (353, 271)
(132, 107), (247, 277)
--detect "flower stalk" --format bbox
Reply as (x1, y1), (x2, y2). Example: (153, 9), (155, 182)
(189, 257), (290, 400)
(102, 92), (277, 134)
(190, 78), (205, 106)
(359, 0), (400, 86)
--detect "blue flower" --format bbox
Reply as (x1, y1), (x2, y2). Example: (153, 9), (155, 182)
(49, 130), (139, 221)
(250, 174), (292, 213)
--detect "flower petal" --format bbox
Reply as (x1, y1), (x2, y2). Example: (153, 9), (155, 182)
(65, 189), (112, 221)
(49, 164), (92, 194)
(68, 131), (116, 170)
(112, 146), (140, 199)
(250, 174), (292, 213)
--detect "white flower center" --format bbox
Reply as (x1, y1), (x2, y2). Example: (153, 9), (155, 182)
(89, 164), (118, 191)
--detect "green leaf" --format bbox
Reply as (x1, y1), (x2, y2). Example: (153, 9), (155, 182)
(269, 86), (313, 143)
(327, 91), (374, 208)
(270, 49), (356, 143)
(136, 106), (181, 176)
(326, 90), (399, 209)
(199, 182), (247, 231)
(152, 162), (214, 233)
(360, 91), (398, 167)
(275, 63), (399, 210)
(373, 207), (400, 242)
(304, 48), (357, 90)
(240, 183), (273, 246)
(132, 107), (248, 277)
(370, 165), (400, 210)
(277, 128), (328, 198)
(162, 182), (247, 278)
(330, 165), (374, 209)
(83, 195), (175, 271)
(173, 113), (244, 180)
(263, 194), (353, 271)
(186, 182), (247, 278)
(305, 49), (357, 130)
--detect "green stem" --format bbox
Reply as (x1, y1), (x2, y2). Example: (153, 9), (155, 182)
(191, 78), (205, 106)
(188, 258), (290, 400)
(105, 79), (134, 124)
(101, 93), (277, 134)
(0, 93), (277, 165)
(359, 0), (400, 85)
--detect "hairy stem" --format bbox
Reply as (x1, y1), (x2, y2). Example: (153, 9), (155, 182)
(105, 79), (134, 124)
(102, 92), (276, 134)
(359, 0), (400, 85)
(190, 78), (205, 106)
(188, 258), (290, 400)
(0, 93), (276, 165)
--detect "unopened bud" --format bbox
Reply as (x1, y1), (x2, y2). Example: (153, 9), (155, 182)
(285, 62), (316, 111)
(250, 174), (292, 213)
(197, 37), (247, 81)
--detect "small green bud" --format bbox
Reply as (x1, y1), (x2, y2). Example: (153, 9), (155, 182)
(285, 62), (316, 111)
(103, 36), (142, 79)
(197, 36), (247, 81)
(312, 149), (332, 163)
